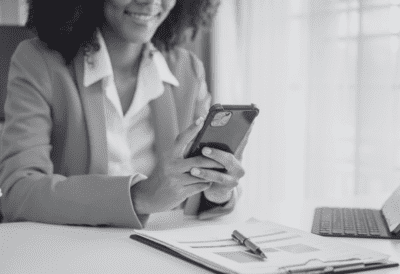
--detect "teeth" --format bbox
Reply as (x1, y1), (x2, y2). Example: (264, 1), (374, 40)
(127, 12), (156, 21)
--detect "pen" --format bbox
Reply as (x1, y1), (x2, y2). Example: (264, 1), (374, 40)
(280, 261), (366, 273)
(231, 230), (267, 260)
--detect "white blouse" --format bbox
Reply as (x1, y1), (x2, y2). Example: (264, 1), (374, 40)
(83, 33), (179, 184)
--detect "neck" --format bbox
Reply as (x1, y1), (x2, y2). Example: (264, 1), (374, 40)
(100, 29), (143, 77)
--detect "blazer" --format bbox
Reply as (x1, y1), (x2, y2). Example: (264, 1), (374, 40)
(0, 38), (236, 228)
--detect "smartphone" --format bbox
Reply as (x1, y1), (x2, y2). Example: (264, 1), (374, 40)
(185, 104), (259, 159)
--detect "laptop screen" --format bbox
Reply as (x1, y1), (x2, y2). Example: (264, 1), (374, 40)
(382, 186), (400, 234)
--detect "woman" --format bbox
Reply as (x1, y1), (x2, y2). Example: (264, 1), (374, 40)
(0, 0), (246, 228)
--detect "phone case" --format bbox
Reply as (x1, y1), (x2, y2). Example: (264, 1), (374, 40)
(185, 104), (259, 158)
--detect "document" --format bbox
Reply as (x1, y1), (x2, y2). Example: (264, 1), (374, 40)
(131, 219), (396, 274)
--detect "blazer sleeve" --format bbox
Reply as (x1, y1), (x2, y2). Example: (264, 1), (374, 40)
(0, 41), (144, 228)
(188, 53), (242, 220)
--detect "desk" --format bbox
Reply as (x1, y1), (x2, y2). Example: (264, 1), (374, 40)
(0, 210), (244, 274)
(0, 198), (399, 274)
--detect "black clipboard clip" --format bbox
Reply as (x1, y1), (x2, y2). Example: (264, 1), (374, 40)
(278, 258), (399, 273)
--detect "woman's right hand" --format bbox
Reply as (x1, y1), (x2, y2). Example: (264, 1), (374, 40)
(130, 117), (224, 215)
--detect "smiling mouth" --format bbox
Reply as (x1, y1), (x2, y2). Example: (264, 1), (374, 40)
(124, 11), (160, 22)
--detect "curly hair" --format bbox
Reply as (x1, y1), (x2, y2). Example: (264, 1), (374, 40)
(26, 0), (220, 64)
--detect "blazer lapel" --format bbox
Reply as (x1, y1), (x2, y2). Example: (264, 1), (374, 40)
(150, 84), (179, 156)
(144, 46), (179, 155)
(74, 52), (108, 174)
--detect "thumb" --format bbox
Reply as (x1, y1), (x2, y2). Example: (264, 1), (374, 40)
(175, 117), (205, 157)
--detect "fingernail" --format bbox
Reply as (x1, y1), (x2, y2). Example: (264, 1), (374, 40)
(191, 168), (200, 176)
(202, 147), (212, 155)
(195, 117), (204, 126)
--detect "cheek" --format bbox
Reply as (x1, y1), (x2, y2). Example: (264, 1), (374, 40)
(104, 0), (126, 23)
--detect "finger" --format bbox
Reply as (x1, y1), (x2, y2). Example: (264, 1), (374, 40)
(201, 147), (245, 177)
(235, 122), (254, 160)
(181, 172), (210, 186)
(182, 156), (225, 172)
(174, 117), (205, 157)
(183, 139), (195, 158)
(170, 157), (225, 173)
(190, 167), (239, 189)
(184, 182), (212, 197)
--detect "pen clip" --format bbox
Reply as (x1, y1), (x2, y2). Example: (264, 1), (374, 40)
(231, 233), (240, 244)
(232, 230), (247, 244)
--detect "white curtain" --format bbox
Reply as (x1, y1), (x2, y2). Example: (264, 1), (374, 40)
(211, 0), (400, 224)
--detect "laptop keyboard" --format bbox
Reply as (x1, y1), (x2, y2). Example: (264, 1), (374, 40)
(312, 207), (390, 238)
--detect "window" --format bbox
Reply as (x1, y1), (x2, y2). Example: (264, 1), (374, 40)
(288, 0), (400, 197)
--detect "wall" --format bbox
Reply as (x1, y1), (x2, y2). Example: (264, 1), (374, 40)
(0, 0), (27, 25)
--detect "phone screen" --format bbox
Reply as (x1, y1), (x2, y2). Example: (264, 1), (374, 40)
(382, 186), (400, 235)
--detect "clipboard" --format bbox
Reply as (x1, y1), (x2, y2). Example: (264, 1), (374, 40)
(278, 259), (399, 274)
(334, 261), (398, 273)
(131, 234), (224, 273)
(130, 234), (399, 274)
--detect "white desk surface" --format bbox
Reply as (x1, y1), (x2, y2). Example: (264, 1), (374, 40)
(1, 196), (399, 274)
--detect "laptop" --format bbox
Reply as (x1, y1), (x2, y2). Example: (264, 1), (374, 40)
(311, 187), (400, 239)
